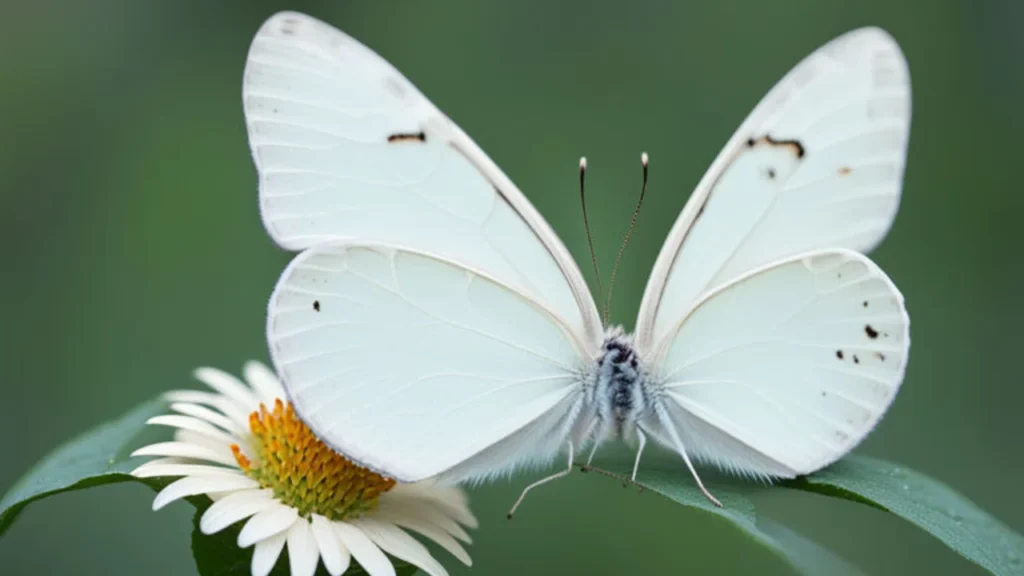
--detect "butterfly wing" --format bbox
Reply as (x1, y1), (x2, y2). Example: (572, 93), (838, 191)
(644, 249), (909, 478)
(247, 12), (602, 481)
(635, 28), (911, 350)
(245, 12), (602, 347)
(268, 244), (588, 482)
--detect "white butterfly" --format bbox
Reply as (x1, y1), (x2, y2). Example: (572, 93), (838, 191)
(246, 12), (911, 511)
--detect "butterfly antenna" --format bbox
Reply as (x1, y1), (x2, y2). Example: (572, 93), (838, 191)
(605, 152), (649, 322)
(579, 156), (605, 321)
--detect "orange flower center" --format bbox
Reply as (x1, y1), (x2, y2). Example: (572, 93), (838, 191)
(230, 398), (396, 520)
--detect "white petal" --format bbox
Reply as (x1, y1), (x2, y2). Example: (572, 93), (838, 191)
(147, 415), (238, 445)
(387, 484), (477, 528)
(200, 489), (276, 534)
(170, 402), (245, 436)
(152, 474), (258, 510)
(238, 504), (299, 548)
(164, 390), (251, 429)
(132, 441), (237, 467)
(194, 367), (259, 411)
(172, 429), (252, 465)
(244, 361), (286, 404)
(132, 462), (241, 479)
(376, 513), (471, 566)
(375, 502), (471, 543)
(251, 530), (287, 576)
(335, 521), (395, 576)
(287, 520), (320, 576)
(355, 518), (449, 576)
(131, 457), (184, 468)
(311, 514), (349, 576)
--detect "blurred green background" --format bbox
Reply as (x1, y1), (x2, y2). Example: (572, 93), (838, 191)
(2, 1), (1022, 574)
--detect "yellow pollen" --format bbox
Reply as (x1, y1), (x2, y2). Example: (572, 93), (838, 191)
(232, 398), (396, 520)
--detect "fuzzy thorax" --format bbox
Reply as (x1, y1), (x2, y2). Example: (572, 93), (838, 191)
(590, 326), (652, 442)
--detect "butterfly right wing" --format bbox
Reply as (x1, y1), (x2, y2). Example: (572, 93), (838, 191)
(268, 243), (589, 483)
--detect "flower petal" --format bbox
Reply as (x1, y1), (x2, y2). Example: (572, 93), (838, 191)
(176, 428), (241, 457)
(376, 513), (472, 566)
(354, 518), (449, 576)
(164, 390), (251, 429)
(169, 402), (245, 436)
(387, 484), (478, 528)
(335, 521), (395, 576)
(287, 519), (320, 576)
(238, 504), (299, 548)
(152, 473), (258, 510)
(200, 488), (276, 534)
(132, 462), (241, 479)
(312, 514), (349, 576)
(132, 441), (237, 467)
(195, 366), (259, 411)
(147, 415), (238, 445)
(244, 361), (285, 404)
(251, 530), (287, 576)
(375, 501), (471, 543)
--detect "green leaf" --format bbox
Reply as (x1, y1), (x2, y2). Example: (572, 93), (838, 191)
(785, 455), (1024, 576)
(607, 465), (866, 576)
(757, 517), (867, 576)
(0, 397), (166, 536)
(597, 452), (1024, 576)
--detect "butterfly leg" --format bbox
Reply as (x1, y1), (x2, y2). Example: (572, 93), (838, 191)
(507, 441), (574, 519)
(654, 403), (723, 507)
(583, 438), (601, 471)
(631, 427), (647, 482)
(578, 417), (601, 472)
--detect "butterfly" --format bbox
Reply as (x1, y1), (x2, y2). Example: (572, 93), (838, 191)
(245, 11), (911, 512)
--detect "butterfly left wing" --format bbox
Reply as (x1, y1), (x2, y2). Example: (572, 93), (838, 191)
(635, 28), (911, 351)
(641, 249), (909, 478)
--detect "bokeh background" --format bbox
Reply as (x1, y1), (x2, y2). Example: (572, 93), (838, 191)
(2, 1), (1022, 574)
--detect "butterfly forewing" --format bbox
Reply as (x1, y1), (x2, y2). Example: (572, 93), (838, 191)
(246, 12), (602, 348)
(636, 28), (911, 350)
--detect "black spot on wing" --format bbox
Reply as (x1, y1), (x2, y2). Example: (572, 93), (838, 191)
(387, 131), (427, 143)
(748, 134), (806, 158)
(865, 325), (879, 339)
(695, 198), (708, 221)
(280, 17), (300, 35)
(836, 350), (844, 360)
(313, 300), (320, 312)
(764, 135), (805, 158)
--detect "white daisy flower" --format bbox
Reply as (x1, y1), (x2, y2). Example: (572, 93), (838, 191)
(131, 361), (477, 576)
